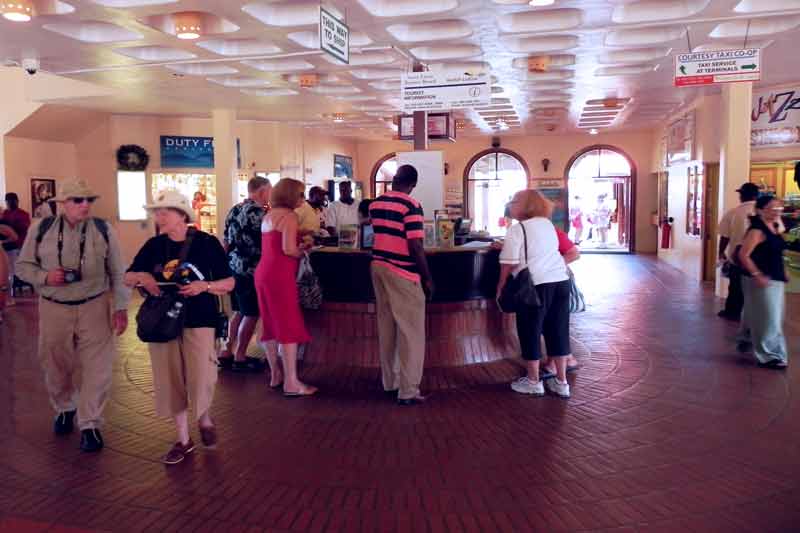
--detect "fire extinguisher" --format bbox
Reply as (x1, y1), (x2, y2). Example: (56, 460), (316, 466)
(660, 217), (673, 249)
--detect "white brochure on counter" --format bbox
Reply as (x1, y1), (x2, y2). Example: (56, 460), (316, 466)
(401, 72), (490, 112)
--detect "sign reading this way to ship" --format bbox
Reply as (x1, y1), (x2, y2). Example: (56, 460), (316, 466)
(319, 7), (349, 64)
(401, 72), (490, 112)
(674, 48), (761, 87)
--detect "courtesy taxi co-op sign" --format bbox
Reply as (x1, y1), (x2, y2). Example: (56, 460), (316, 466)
(160, 136), (215, 168)
(674, 48), (760, 87)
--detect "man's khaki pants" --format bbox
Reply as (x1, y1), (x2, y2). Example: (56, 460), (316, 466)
(38, 294), (115, 430)
(147, 328), (218, 420)
(370, 264), (425, 400)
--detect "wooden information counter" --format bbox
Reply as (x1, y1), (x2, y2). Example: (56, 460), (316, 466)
(303, 245), (520, 368)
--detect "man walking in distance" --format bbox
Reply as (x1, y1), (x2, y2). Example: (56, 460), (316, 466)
(1, 192), (31, 305)
(16, 180), (130, 452)
(220, 177), (271, 372)
(718, 183), (760, 321)
(369, 165), (434, 406)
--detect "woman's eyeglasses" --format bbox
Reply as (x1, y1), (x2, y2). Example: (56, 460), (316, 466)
(69, 197), (96, 205)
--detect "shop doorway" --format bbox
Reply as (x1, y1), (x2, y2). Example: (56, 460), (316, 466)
(566, 147), (635, 253)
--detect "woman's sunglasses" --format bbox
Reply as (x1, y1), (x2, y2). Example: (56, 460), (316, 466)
(69, 197), (96, 205)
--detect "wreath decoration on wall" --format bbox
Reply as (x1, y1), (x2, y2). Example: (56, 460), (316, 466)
(116, 144), (149, 171)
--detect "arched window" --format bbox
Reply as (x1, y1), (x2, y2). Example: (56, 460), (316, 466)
(464, 149), (529, 236)
(566, 146), (636, 252)
(370, 153), (397, 197)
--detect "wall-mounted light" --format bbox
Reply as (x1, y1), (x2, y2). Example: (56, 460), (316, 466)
(1, 0), (34, 22)
(332, 113), (345, 123)
(529, 0), (555, 6)
(589, 128), (599, 135)
(174, 11), (203, 40)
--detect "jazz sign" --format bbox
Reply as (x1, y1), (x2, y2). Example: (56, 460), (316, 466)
(674, 48), (760, 87)
(320, 8), (348, 64)
(751, 87), (800, 147)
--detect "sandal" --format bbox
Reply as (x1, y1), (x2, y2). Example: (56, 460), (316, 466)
(283, 385), (318, 398)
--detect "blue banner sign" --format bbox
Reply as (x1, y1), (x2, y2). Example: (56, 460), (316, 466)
(160, 136), (215, 168)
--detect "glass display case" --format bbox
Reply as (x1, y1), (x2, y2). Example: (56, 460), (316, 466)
(151, 173), (217, 234)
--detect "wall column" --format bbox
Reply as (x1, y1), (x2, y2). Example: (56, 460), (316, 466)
(717, 82), (753, 296)
(212, 108), (237, 240)
(0, 67), (43, 197)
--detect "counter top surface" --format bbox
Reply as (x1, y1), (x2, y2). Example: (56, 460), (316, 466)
(312, 244), (494, 255)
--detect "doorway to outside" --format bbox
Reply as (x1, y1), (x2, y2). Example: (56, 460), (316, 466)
(567, 147), (634, 253)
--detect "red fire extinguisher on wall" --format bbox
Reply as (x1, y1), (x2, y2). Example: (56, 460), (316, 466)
(660, 217), (673, 249)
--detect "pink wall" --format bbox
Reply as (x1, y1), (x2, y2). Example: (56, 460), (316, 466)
(3, 136), (77, 216)
(357, 129), (658, 253)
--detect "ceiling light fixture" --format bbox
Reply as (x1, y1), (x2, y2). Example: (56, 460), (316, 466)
(529, 0), (555, 6)
(332, 113), (345, 123)
(589, 128), (599, 135)
(1, 0), (34, 22)
(174, 12), (203, 40)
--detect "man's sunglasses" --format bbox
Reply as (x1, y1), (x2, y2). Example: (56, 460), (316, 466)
(69, 197), (96, 204)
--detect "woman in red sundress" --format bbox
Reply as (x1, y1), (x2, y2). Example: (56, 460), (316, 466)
(254, 178), (317, 397)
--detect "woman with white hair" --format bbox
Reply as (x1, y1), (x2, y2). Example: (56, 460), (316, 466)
(125, 190), (234, 464)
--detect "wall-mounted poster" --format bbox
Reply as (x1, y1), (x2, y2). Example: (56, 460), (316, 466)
(30, 178), (56, 219)
(530, 178), (568, 230)
(665, 111), (695, 166)
(333, 154), (353, 179)
(751, 86), (800, 148)
(160, 136), (215, 168)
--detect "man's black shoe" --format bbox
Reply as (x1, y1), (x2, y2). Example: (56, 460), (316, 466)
(80, 429), (104, 452)
(717, 310), (740, 321)
(54, 410), (76, 435)
(397, 396), (426, 406)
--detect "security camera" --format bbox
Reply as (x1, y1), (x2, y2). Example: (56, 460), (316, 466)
(21, 58), (39, 75)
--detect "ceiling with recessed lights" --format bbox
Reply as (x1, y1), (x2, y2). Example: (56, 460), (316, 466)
(2, 0), (800, 140)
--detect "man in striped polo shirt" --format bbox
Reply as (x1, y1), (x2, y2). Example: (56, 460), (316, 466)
(369, 164), (433, 406)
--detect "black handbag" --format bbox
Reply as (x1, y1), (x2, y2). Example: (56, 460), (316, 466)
(135, 229), (195, 343)
(498, 223), (542, 313)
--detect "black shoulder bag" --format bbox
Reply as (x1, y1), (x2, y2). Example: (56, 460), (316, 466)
(135, 229), (195, 343)
(498, 223), (542, 313)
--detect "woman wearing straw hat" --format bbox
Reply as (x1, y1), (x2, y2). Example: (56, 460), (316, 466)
(125, 190), (234, 465)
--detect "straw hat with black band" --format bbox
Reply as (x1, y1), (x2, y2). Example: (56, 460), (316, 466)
(54, 180), (99, 202)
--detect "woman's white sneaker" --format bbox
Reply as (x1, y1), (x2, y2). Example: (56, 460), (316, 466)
(511, 377), (545, 396)
(546, 378), (570, 399)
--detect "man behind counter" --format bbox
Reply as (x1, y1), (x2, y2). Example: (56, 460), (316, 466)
(325, 181), (359, 237)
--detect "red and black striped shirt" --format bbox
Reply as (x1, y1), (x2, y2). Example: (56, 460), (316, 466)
(369, 191), (425, 283)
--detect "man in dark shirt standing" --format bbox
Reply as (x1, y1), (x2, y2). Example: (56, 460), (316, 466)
(369, 165), (433, 406)
(221, 177), (271, 372)
(1, 192), (31, 305)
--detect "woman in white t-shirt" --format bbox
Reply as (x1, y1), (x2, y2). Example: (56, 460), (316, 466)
(498, 189), (573, 398)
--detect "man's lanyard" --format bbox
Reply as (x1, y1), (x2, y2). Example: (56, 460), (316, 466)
(57, 217), (88, 271)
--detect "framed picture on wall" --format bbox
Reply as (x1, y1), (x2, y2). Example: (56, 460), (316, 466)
(30, 178), (56, 219)
(665, 111), (695, 166)
(333, 154), (353, 179)
(685, 165), (704, 237)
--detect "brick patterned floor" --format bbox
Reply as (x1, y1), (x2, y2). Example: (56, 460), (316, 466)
(1, 254), (799, 532)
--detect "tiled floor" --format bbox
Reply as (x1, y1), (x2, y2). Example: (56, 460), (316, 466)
(1, 254), (799, 532)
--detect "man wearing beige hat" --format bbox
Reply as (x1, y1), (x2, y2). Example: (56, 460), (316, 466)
(16, 180), (130, 453)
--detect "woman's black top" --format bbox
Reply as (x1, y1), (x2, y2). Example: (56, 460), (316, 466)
(128, 230), (232, 328)
(744, 216), (787, 283)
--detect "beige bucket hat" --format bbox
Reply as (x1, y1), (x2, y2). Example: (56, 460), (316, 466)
(55, 180), (99, 202)
(144, 189), (195, 222)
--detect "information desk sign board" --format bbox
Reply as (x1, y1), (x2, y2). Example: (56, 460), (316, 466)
(319, 8), (348, 64)
(674, 48), (760, 87)
(402, 72), (490, 112)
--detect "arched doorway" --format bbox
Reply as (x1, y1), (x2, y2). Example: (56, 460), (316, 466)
(369, 153), (397, 197)
(463, 148), (530, 236)
(566, 146), (636, 253)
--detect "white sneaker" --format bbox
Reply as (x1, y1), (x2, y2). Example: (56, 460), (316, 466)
(511, 377), (544, 396)
(546, 378), (570, 399)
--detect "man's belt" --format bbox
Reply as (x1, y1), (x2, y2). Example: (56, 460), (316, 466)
(42, 292), (105, 306)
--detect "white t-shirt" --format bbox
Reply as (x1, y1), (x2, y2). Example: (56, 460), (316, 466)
(499, 217), (568, 285)
(325, 200), (359, 230)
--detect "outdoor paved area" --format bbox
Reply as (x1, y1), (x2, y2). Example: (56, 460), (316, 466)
(1, 254), (798, 532)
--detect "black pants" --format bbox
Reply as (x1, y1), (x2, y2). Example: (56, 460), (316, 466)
(722, 264), (744, 318)
(515, 280), (571, 361)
